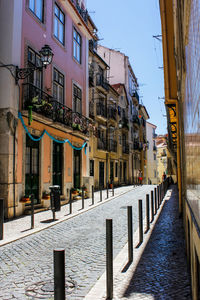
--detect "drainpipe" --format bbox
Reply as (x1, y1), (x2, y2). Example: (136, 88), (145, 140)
(13, 119), (17, 219)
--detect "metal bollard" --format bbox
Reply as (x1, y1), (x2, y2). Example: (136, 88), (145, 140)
(154, 188), (157, 214)
(112, 183), (114, 197)
(127, 206), (133, 262)
(107, 183), (109, 199)
(138, 200), (143, 244)
(69, 189), (72, 214)
(54, 249), (65, 300)
(100, 187), (102, 202)
(0, 199), (4, 240)
(146, 194), (150, 233)
(30, 194), (34, 229)
(151, 190), (154, 222)
(82, 187), (84, 210)
(157, 185), (160, 208)
(92, 185), (94, 205)
(106, 219), (113, 299)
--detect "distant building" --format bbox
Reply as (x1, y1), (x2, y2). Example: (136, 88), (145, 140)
(146, 122), (157, 184)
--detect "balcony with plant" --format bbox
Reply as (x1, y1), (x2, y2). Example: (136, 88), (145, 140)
(22, 83), (90, 136)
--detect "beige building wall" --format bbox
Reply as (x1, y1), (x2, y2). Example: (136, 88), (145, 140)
(146, 122), (157, 184)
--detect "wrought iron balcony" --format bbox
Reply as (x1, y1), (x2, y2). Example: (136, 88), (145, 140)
(70, 0), (88, 24)
(107, 105), (117, 120)
(153, 133), (157, 138)
(22, 83), (90, 135)
(132, 90), (139, 103)
(133, 140), (139, 150)
(108, 139), (117, 152)
(122, 116), (129, 129)
(132, 114), (140, 125)
(96, 101), (107, 118)
(89, 100), (95, 118)
(122, 143), (129, 154)
(89, 68), (94, 86)
(97, 138), (107, 151)
(96, 74), (109, 91)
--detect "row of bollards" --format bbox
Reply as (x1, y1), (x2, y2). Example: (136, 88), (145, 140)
(52, 177), (171, 299)
(105, 176), (171, 299)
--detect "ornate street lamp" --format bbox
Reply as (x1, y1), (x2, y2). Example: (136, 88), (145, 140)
(15, 44), (54, 83)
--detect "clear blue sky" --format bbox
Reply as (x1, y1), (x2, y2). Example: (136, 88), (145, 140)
(86, 0), (167, 135)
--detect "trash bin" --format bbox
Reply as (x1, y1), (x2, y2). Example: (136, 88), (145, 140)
(49, 185), (61, 212)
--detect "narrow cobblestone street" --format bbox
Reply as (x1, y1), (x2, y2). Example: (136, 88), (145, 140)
(0, 185), (152, 300)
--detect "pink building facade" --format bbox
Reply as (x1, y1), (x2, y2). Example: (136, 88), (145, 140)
(0, 0), (95, 218)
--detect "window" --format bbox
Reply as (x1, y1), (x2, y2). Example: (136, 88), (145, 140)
(154, 153), (156, 160)
(29, 0), (44, 21)
(54, 4), (65, 45)
(90, 160), (94, 176)
(53, 69), (64, 104)
(73, 28), (82, 63)
(115, 162), (118, 177)
(28, 47), (42, 88)
(73, 84), (82, 114)
(154, 170), (157, 178)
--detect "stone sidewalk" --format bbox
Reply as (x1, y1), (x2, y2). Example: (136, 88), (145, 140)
(85, 185), (192, 300)
(0, 184), (136, 246)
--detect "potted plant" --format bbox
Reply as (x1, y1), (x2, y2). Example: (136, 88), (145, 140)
(42, 191), (50, 200)
(20, 195), (30, 203)
(71, 188), (79, 195)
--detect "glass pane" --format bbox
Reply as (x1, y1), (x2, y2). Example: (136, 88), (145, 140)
(32, 148), (38, 174)
(54, 4), (59, 17)
(73, 41), (77, 58)
(54, 18), (58, 38)
(77, 34), (80, 44)
(59, 23), (64, 43)
(77, 46), (80, 62)
(60, 11), (64, 23)
(73, 29), (77, 39)
(29, 0), (35, 12)
(36, 0), (43, 20)
(53, 83), (58, 99)
(25, 147), (31, 174)
(59, 86), (63, 103)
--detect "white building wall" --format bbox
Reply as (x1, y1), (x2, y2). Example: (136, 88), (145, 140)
(146, 122), (157, 184)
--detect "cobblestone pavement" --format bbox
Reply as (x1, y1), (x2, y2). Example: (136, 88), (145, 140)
(98, 185), (191, 300)
(0, 185), (154, 299)
(1, 185), (136, 245)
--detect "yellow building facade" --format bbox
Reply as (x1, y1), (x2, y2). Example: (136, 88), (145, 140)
(159, 0), (200, 298)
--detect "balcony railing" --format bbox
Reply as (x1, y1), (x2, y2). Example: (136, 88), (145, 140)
(97, 138), (107, 151)
(122, 143), (129, 154)
(153, 133), (157, 138)
(107, 105), (117, 120)
(132, 90), (139, 103)
(108, 139), (117, 152)
(153, 145), (157, 151)
(70, 0), (88, 24)
(96, 74), (109, 91)
(132, 115), (140, 125)
(96, 101), (107, 118)
(22, 83), (90, 135)
(122, 116), (129, 129)
(89, 68), (94, 86)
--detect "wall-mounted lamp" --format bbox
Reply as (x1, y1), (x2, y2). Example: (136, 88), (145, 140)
(0, 44), (54, 84)
(15, 44), (53, 84)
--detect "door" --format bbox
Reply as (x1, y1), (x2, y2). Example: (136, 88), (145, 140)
(25, 135), (39, 203)
(53, 142), (63, 193)
(123, 161), (127, 183)
(74, 149), (81, 188)
(110, 161), (114, 183)
(99, 162), (104, 188)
